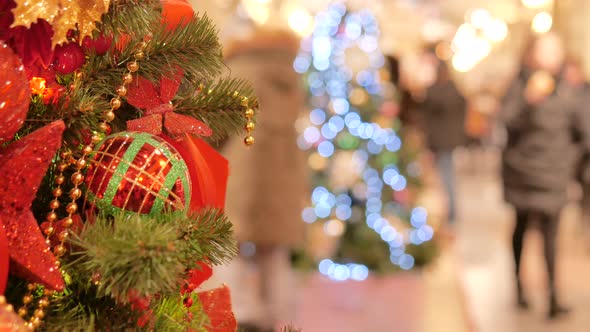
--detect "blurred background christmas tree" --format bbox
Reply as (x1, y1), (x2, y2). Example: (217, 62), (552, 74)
(291, 3), (438, 278)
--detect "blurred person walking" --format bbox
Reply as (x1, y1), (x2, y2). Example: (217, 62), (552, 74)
(501, 32), (590, 319)
(220, 29), (308, 332)
(420, 60), (467, 232)
(564, 59), (590, 249)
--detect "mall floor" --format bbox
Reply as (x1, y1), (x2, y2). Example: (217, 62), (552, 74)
(297, 149), (590, 332)
(455, 150), (590, 332)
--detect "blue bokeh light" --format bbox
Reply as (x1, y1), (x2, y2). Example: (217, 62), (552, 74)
(296, 5), (434, 275)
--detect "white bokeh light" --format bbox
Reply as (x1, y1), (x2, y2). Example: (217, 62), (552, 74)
(532, 11), (552, 34)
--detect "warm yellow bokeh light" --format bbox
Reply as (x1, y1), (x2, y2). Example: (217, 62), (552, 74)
(531, 11), (552, 34)
(452, 51), (478, 73)
(288, 8), (314, 37)
(324, 219), (346, 237)
(308, 152), (328, 171)
(522, 0), (553, 9)
(241, 0), (270, 25)
(452, 23), (477, 52)
(483, 19), (508, 42)
(469, 8), (492, 30)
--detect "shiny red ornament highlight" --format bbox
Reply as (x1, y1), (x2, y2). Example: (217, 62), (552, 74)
(0, 42), (30, 143)
(161, 0), (194, 30)
(82, 34), (113, 55)
(53, 42), (86, 74)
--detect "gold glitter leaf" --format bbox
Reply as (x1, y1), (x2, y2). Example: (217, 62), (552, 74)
(11, 0), (111, 47)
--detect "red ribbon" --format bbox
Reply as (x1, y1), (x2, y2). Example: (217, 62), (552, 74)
(126, 68), (212, 138)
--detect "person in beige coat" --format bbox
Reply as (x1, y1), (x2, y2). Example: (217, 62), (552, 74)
(219, 29), (308, 331)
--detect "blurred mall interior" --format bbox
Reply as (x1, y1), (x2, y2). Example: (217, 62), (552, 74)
(196, 0), (590, 331)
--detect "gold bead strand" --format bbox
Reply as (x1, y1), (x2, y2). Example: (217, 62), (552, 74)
(17, 283), (36, 322)
(241, 97), (256, 146)
(102, 41), (147, 135)
(19, 40), (151, 331)
(27, 292), (51, 330)
(55, 41), (149, 260)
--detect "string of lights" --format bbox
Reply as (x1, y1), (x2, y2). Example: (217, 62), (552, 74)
(293, 2), (435, 281)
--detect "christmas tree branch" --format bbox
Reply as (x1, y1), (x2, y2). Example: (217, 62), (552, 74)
(100, 0), (161, 41)
(179, 209), (238, 266)
(67, 213), (185, 301)
(43, 281), (138, 332)
(175, 77), (258, 141)
(152, 293), (209, 332)
(66, 210), (236, 302)
(141, 13), (225, 84)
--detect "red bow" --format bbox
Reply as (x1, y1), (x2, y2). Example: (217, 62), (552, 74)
(126, 68), (212, 138)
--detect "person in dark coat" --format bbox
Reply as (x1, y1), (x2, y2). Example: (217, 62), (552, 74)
(420, 61), (467, 227)
(501, 32), (590, 319)
(564, 58), (590, 249)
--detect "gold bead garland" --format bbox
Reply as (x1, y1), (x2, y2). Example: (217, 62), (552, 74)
(18, 41), (148, 331)
(242, 96), (256, 146)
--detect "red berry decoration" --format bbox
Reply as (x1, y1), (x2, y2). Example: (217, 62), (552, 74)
(82, 34), (112, 55)
(53, 42), (86, 74)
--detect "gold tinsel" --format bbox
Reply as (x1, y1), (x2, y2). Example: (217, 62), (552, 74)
(11, 0), (111, 47)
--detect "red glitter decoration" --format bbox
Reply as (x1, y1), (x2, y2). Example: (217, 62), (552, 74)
(197, 285), (236, 332)
(0, 120), (66, 291)
(126, 69), (212, 138)
(0, 42), (30, 143)
(0, 303), (28, 332)
(0, 227), (8, 294)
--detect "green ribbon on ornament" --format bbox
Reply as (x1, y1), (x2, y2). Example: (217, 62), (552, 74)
(87, 132), (191, 216)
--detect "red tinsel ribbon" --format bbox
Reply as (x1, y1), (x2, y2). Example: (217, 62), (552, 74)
(126, 68), (212, 138)
(197, 285), (237, 332)
(163, 134), (228, 211)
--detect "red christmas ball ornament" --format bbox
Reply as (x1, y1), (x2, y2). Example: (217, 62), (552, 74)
(85, 132), (192, 215)
(161, 0), (194, 30)
(82, 34), (113, 55)
(0, 42), (30, 143)
(53, 42), (86, 74)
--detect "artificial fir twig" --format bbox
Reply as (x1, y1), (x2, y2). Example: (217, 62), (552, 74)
(66, 210), (236, 302)
(175, 77), (258, 141)
(152, 293), (209, 332)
